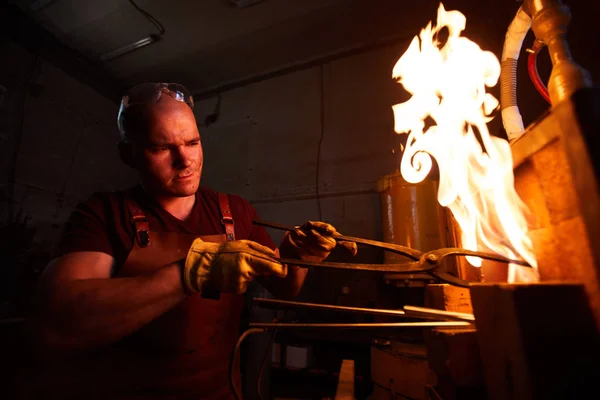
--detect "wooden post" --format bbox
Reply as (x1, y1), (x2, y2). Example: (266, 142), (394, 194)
(511, 87), (600, 329)
(424, 284), (484, 399)
(470, 282), (600, 399)
(425, 284), (473, 313)
(335, 359), (355, 400)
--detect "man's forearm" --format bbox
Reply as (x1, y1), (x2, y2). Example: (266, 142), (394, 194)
(35, 262), (187, 352)
(262, 265), (308, 300)
(283, 265), (309, 298)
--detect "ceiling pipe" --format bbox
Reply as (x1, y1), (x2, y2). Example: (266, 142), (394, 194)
(28, 0), (59, 12)
(192, 33), (413, 100)
(230, 0), (267, 8)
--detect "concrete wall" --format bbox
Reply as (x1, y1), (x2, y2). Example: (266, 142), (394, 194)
(197, 43), (409, 237)
(195, 43), (412, 305)
(0, 38), (137, 255)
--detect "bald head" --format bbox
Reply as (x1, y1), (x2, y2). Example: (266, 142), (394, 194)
(118, 95), (204, 199)
(119, 96), (197, 143)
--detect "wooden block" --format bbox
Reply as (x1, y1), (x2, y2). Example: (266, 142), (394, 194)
(514, 158), (551, 230)
(390, 340), (428, 359)
(369, 383), (390, 400)
(530, 139), (581, 225)
(424, 328), (483, 388)
(371, 345), (428, 400)
(529, 217), (595, 281)
(470, 283), (600, 400)
(425, 284), (473, 314)
(527, 216), (600, 327)
(335, 359), (354, 400)
(425, 327), (484, 400)
(512, 90), (600, 329)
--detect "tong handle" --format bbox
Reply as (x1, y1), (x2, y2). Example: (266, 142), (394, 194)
(276, 258), (425, 273)
(253, 219), (422, 260)
(254, 220), (531, 267)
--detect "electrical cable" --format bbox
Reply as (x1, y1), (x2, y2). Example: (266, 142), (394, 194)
(230, 328), (267, 400)
(7, 56), (40, 221)
(527, 46), (551, 104)
(372, 380), (418, 400)
(256, 328), (278, 400)
(315, 64), (325, 221)
(128, 0), (165, 35)
(128, 0), (166, 36)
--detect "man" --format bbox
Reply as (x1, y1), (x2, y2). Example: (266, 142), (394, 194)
(32, 82), (356, 399)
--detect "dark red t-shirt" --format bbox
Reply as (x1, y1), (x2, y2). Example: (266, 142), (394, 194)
(55, 185), (277, 271)
(50, 186), (277, 398)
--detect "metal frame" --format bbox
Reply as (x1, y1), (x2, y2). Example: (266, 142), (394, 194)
(229, 299), (475, 400)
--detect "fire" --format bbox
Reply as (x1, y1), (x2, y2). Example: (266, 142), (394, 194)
(391, 3), (538, 282)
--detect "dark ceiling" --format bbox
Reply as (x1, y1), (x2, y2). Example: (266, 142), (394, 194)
(3, 0), (598, 105)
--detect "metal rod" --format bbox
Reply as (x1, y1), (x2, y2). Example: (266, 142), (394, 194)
(249, 321), (472, 329)
(277, 257), (426, 273)
(254, 298), (407, 317)
(254, 219), (422, 260)
(428, 248), (531, 267)
(403, 305), (476, 322)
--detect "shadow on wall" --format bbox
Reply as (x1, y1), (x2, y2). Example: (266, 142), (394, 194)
(0, 38), (136, 318)
(0, 207), (50, 318)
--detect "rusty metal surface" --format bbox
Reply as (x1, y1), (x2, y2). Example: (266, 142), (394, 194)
(376, 173), (446, 263)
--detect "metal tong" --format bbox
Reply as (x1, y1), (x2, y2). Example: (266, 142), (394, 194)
(253, 219), (532, 287)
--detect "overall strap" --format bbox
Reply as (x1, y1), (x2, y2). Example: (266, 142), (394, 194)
(217, 192), (235, 242)
(125, 196), (150, 248)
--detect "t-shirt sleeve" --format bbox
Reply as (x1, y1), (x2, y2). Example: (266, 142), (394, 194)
(246, 202), (277, 251)
(54, 194), (114, 259)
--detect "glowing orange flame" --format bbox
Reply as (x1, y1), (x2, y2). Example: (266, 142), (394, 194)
(392, 3), (538, 282)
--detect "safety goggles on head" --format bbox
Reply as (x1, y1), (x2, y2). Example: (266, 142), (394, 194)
(117, 82), (195, 136)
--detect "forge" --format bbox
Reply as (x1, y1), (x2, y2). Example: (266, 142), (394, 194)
(380, 0), (600, 398)
(2, 1), (599, 399)
(247, 1), (600, 399)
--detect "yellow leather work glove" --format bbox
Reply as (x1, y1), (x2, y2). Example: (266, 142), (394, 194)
(278, 221), (358, 262)
(183, 239), (287, 295)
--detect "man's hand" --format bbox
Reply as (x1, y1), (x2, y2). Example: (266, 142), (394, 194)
(278, 221), (358, 262)
(183, 239), (286, 295)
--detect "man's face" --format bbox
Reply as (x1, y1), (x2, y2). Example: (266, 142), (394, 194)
(130, 97), (203, 198)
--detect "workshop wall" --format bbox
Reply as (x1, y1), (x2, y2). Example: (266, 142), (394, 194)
(0, 38), (137, 257)
(197, 43), (409, 236)
(195, 43), (412, 305)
